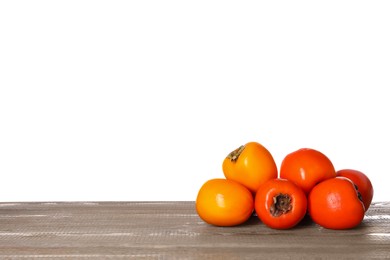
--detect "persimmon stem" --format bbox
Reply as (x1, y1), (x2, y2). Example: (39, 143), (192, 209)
(270, 193), (292, 217)
(226, 145), (245, 162)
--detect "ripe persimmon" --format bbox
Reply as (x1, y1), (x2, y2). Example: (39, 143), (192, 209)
(223, 142), (277, 193)
(308, 177), (365, 229)
(337, 169), (374, 212)
(255, 179), (307, 229)
(280, 148), (336, 195)
(196, 178), (254, 226)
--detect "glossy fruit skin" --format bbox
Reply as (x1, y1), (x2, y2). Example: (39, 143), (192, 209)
(196, 178), (254, 226)
(255, 178), (307, 229)
(280, 148), (336, 195)
(222, 142), (278, 193)
(337, 169), (374, 211)
(308, 177), (365, 230)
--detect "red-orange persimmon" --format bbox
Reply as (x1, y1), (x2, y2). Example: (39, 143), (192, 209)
(308, 177), (365, 229)
(280, 148), (336, 195)
(255, 179), (307, 229)
(337, 169), (374, 212)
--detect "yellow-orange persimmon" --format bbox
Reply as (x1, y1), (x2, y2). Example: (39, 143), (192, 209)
(196, 179), (254, 226)
(223, 142), (277, 193)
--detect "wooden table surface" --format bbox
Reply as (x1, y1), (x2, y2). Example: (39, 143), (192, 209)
(0, 201), (389, 259)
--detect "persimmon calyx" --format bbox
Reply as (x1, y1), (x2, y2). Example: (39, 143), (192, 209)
(226, 145), (245, 162)
(353, 184), (364, 204)
(270, 193), (292, 217)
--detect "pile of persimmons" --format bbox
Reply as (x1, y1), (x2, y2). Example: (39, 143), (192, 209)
(196, 141), (374, 230)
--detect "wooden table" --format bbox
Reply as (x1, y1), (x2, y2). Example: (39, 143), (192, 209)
(0, 201), (389, 259)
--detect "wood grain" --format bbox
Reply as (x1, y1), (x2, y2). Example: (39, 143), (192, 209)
(0, 201), (389, 259)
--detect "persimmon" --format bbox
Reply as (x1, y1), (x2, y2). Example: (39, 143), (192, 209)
(255, 178), (307, 229)
(280, 148), (336, 195)
(222, 142), (278, 193)
(196, 178), (254, 226)
(337, 169), (374, 211)
(308, 177), (365, 229)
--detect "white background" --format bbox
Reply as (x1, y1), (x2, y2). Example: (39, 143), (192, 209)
(1, 1), (389, 202)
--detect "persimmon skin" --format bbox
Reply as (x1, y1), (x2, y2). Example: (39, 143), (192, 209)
(222, 142), (278, 193)
(196, 179), (254, 226)
(337, 169), (374, 212)
(255, 178), (307, 229)
(280, 148), (336, 195)
(308, 177), (365, 230)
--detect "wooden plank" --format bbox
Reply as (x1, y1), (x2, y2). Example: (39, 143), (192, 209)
(0, 201), (389, 259)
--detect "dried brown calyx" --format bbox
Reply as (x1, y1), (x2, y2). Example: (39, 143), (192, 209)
(270, 193), (292, 217)
(353, 184), (364, 203)
(226, 145), (245, 162)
